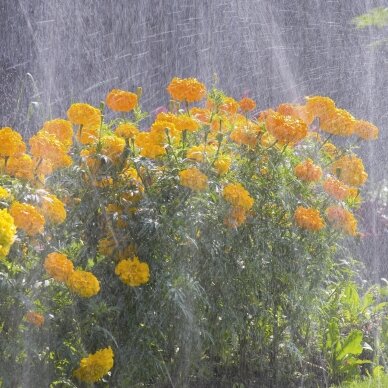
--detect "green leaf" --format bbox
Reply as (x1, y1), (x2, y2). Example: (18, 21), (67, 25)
(326, 318), (340, 350)
(336, 330), (363, 361)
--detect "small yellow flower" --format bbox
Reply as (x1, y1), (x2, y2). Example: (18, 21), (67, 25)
(115, 257), (150, 287)
(167, 77), (206, 103)
(0, 127), (26, 157)
(40, 193), (67, 225)
(277, 103), (314, 126)
(0, 187), (10, 200)
(223, 183), (254, 211)
(5, 154), (35, 181)
(67, 103), (101, 128)
(42, 119), (73, 150)
(179, 168), (208, 191)
(331, 155), (368, 187)
(214, 155), (231, 175)
(44, 252), (74, 282)
(66, 270), (100, 298)
(294, 206), (325, 231)
(294, 159), (322, 182)
(106, 89), (138, 112)
(0, 209), (16, 257)
(73, 347), (114, 383)
(10, 202), (45, 236)
(115, 123), (139, 139)
(323, 177), (350, 201)
(265, 112), (307, 145)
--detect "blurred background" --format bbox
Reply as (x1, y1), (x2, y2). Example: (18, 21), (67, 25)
(1, 0), (387, 276)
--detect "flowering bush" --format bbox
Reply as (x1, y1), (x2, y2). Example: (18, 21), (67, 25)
(0, 77), (384, 386)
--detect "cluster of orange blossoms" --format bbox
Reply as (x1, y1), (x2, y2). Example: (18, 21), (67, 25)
(0, 76), (379, 383)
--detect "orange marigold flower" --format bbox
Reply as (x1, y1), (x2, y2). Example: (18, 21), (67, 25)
(66, 270), (100, 298)
(135, 133), (166, 159)
(224, 206), (247, 228)
(186, 144), (216, 162)
(294, 159), (322, 182)
(40, 193), (67, 225)
(320, 108), (355, 137)
(156, 112), (200, 132)
(0, 127), (26, 157)
(353, 119), (379, 140)
(167, 77), (206, 103)
(331, 155), (368, 187)
(322, 142), (338, 159)
(190, 107), (211, 124)
(106, 89), (138, 112)
(230, 126), (258, 147)
(179, 167), (208, 191)
(101, 135), (126, 162)
(42, 119), (73, 150)
(305, 96), (336, 119)
(219, 97), (239, 115)
(67, 103), (101, 128)
(265, 112), (307, 145)
(115, 256), (150, 287)
(277, 103), (314, 126)
(115, 123), (139, 139)
(73, 347), (114, 383)
(5, 154), (35, 181)
(239, 97), (256, 112)
(294, 206), (325, 231)
(214, 155), (231, 175)
(25, 311), (45, 327)
(10, 202), (45, 236)
(44, 252), (74, 282)
(223, 183), (254, 211)
(326, 205), (358, 236)
(323, 177), (350, 201)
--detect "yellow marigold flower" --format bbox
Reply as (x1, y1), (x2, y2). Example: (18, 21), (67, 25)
(320, 108), (355, 137)
(115, 257), (150, 287)
(239, 97), (256, 112)
(73, 347), (114, 383)
(10, 202), (45, 236)
(294, 206), (325, 231)
(0, 127), (26, 157)
(80, 148), (100, 173)
(353, 119), (379, 140)
(40, 193), (66, 225)
(230, 126), (258, 147)
(44, 252), (74, 282)
(167, 77), (206, 103)
(223, 183), (254, 211)
(326, 205), (358, 236)
(179, 167), (208, 191)
(135, 132), (166, 159)
(33, 158), (53, 177)
(0, 209), (16, 257)
(346, 187), (362, 207)
(42, 119), (73, 150)
(265, 112), (308, 145)
(224, 206), (247, 228)
(214, 155), (231, 175)
(106, 89), (138, 112)
(176, 115), (200, 132)
(186, 144), (216, 162)
(29, 130), (70, 169)
(25, 311), (45, 327)
(305, 96), (336, 119)
(331, 155), (368, 187)
(294, 159), (322, 182)
(260, 131), (277, 147)
(115, 123), (139, 139)
(67, 103), (101, 128)
(322, 142), (338, 159)
(219, 97), (239, 115)
(5, 154), (34, 181)
(0, 187), (10, 200)
(277, 103), (314, 126)
(323, 177), (350, 201)
(66, 270), (100, 298)
(101, 135), (126, 162)
(77, 126), (99, 145)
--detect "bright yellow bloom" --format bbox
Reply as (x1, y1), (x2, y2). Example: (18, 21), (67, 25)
(67, 103), (101, 128)
(190, 107), (211, 124)
(218, 97), (239, 115)
(294, 206), (325, 231)
(0, 209), (16, 257)
(224, 206), (247, 228)
(223, 183), (254, 211)
(323, 177), (350, 201)
(42, 119), (73, 150)
(115, 123), (139, 139)
(305, 96), (336, 119)
(0, 187), (10, 200)
(25, 311), (45, 327)
(135, 132), (166, 159)
(10, 202), (45, 236)
(179, 168), (208, 191)
(44, 252), (74, 282)
(320, 108), (355, 137)
(277, 103), (314, 126)
(186, 144), (216, 162)
(101, 135), (126, 162)
(326, 205), (358, 236)
(230, 126), (259, 147)
(40, 193), (67, 225)
(331, 155), (368, 187)
(73, 347), (114, 383)
(322, 142), (338, 159)
(5, 154), (35, 181)
(0, 127), (26, 157)
(106, 89), (138, 112)
(66, 270), (100, 298)
(214, 155), (231, 175)
(167, 77), (206, 103)
(239, 97), (256, 112)
(294, 159), (322, 182)
(156, 112), (200, 132)
(76, 126), (99, 145)
(115, 257), (150, 287)
(353, 120), (379, 140)
(265, 112), (307, 145)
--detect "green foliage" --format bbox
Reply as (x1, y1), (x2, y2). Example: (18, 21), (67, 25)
(352, 8), (388, 29)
